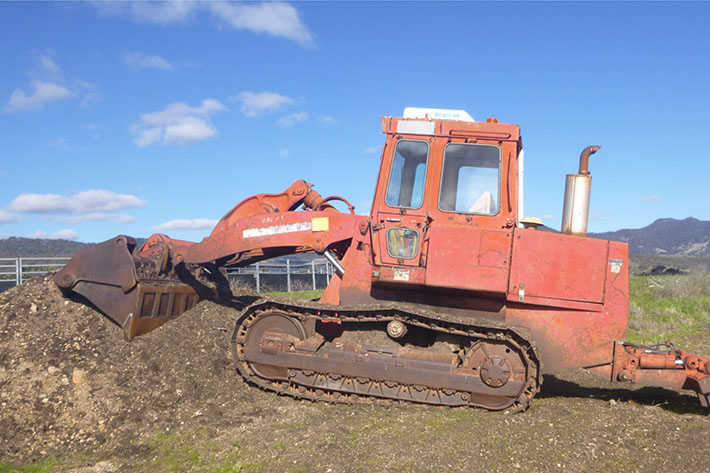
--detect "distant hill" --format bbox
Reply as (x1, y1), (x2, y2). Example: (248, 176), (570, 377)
(0, 237), (92, 257)
(591, 217), (710, 256)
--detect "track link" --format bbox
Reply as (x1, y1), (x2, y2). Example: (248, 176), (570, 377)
(231, 298), (542, 412)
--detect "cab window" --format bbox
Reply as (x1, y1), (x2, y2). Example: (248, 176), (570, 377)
(385, 140), (428, 209)
(438, 143), (500, 215)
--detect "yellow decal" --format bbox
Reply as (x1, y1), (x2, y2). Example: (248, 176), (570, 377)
(311, 217), (329, 232)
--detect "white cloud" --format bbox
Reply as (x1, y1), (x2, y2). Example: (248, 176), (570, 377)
(362, 145), (381, 154)
(153, 218), (218, 231)
(92, 1), (196, 24)
(37, 56), (61, 80)
(207, 2), (313, 46)
(4, 80), (73, 112)
(57, 213), (135, 224)
(4, 55), (99, 113)
(121, 51), (174, 71)
(133, 127), (162, 147)
(0, 229), (80, 241)
(6, 189), (145, 214)
(49, 229), (80, 241)
(47, 137), (73, 151)
(130, 98), (227, 147)
(318, 115), (337, 125)
(85, 123), (105, 139)
(80, 91), (103, 108)
(92, 1), (313, 46)
(231, 91), (295, 117)
(5, 190), (142, 224)
(642, 195), (660, 202)
(276, 111), (308, 127)
(279, 149), (290, 157)
(0, 210), (19, 223)
(541, 214), (556, 221)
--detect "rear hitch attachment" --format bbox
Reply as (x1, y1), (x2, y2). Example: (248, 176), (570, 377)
(611, 341), (710, 408)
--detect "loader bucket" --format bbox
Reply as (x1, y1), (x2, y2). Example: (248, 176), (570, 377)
(53, 235), (200, 339)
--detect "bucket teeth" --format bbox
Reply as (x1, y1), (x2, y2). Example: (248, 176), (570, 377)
(124, 283), (200, 338)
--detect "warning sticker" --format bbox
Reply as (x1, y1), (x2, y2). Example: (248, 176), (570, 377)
(609, 258), (624, 274)
(393, 268), (410, 281)
(311, 217), (329, 232)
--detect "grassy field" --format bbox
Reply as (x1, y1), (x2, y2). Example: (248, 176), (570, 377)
(626, 274), (710, 354)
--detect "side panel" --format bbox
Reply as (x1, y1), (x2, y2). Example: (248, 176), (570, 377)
(508, 229), (608, 305)
(505, 306), (620, 373)
(425, 226), (512, 293)
(505, 241), (629, 373)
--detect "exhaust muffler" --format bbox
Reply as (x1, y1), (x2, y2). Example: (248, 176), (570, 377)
(561, 145), (601, 236)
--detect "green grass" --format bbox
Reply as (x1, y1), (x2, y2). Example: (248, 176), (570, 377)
(627, 274), (710, 350)
(267, 289), (323, 301)
(0, 430), (261, 473)
(147, 430), (205, 472)
(140, 429), (261, 473)
(0, 458), (61, 473)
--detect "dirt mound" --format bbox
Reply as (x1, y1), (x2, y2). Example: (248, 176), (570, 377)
(0, 275), (252, 462)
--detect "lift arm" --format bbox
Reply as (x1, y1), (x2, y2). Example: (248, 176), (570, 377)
(53, 181), (364, 338)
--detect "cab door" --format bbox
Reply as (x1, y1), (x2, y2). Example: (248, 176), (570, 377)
(424, 142), (513, 294)
(372, 139), (430, 282)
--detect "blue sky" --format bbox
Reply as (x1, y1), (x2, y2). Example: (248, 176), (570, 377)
(1, 1), (709, 243)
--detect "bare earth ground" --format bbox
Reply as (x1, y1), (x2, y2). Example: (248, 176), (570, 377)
(0, 276), (708, 473)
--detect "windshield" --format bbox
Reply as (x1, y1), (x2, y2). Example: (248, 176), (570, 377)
(438, 143), (500, 215)
(385, 140), (428, 209)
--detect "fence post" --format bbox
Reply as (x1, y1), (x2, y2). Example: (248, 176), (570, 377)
(311, 260), (316, 290)
(17, 258), (22, 286)
(255, 262), (260, 293)
(326, 262), (330, 285)
(286, 259), (291, 292)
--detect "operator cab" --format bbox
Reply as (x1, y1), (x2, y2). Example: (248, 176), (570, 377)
(370, 108), (523, 294)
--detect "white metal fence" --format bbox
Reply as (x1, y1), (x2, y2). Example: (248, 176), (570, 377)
(0, 257), (72, 287)
(0, 256), (334, 294)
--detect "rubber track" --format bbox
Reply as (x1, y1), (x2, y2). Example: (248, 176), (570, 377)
(231, 298), (543, 412)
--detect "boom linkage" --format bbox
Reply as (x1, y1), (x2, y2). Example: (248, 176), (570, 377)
(53, 180), (359, 338)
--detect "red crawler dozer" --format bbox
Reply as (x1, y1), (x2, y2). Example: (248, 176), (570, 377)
(54, 108), (709, 412)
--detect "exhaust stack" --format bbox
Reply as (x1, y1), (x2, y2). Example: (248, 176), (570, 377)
(561, 146), (601, 236)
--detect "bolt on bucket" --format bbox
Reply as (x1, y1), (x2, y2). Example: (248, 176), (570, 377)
(53, 235), (200, 339)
